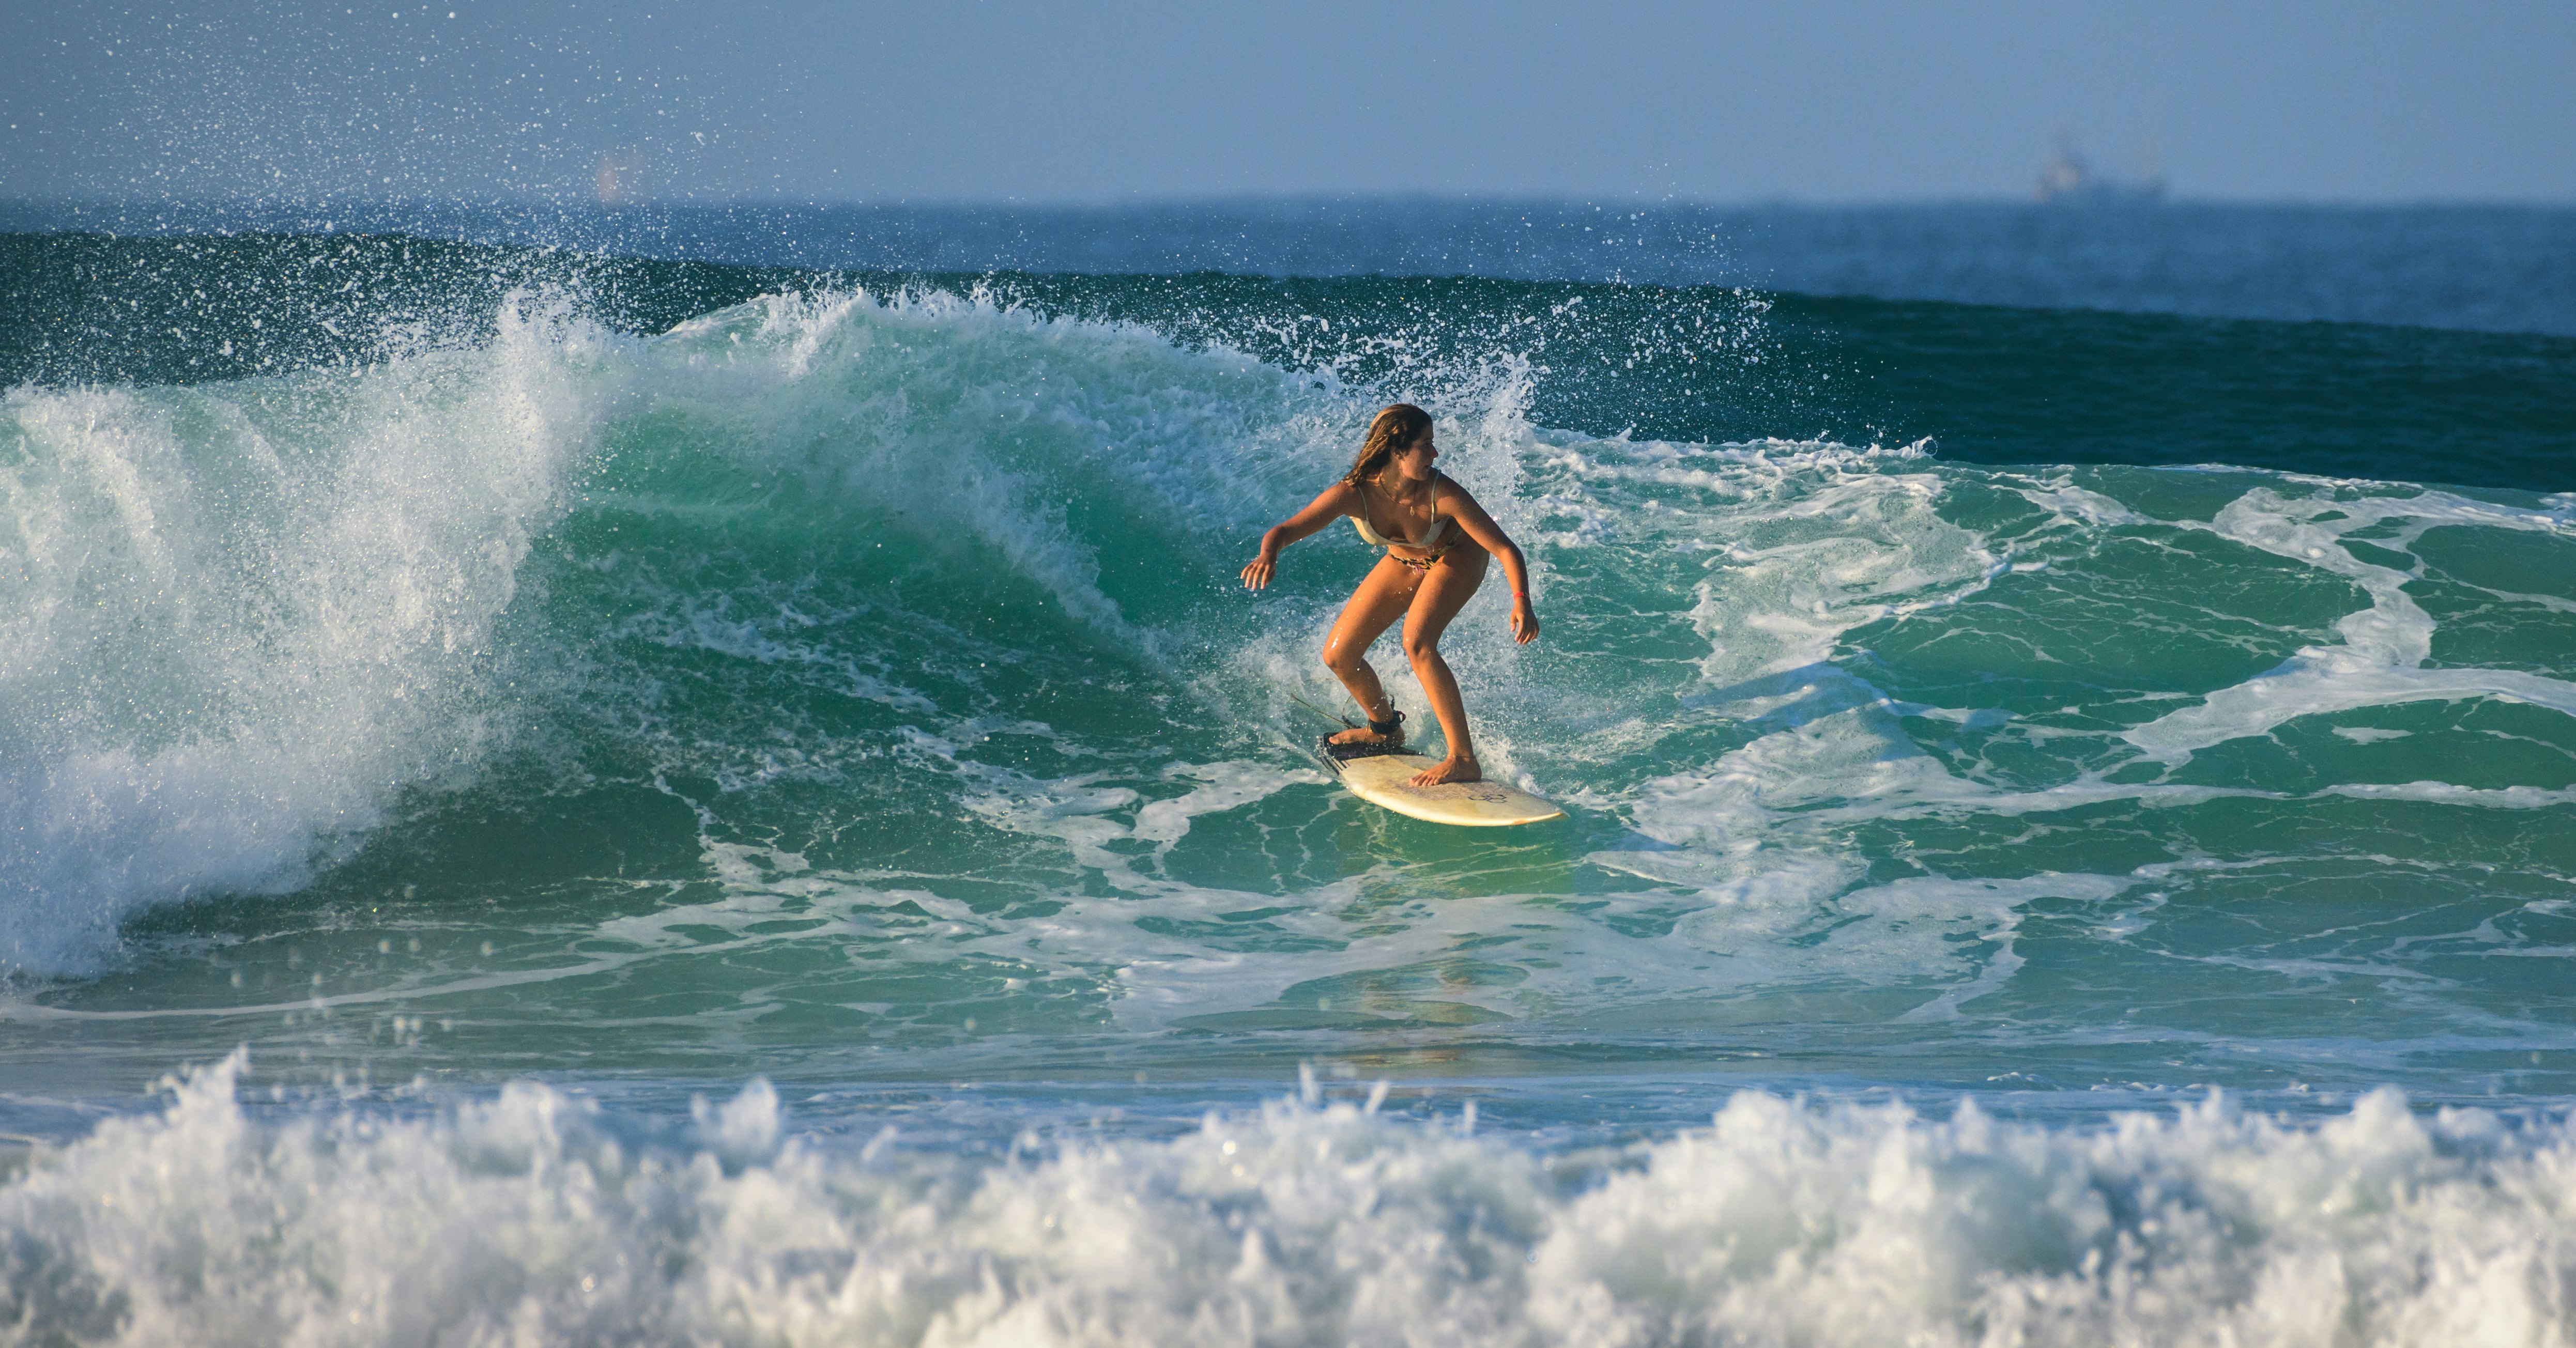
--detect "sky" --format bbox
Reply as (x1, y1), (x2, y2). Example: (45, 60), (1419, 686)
(4, 0), (2571, 206)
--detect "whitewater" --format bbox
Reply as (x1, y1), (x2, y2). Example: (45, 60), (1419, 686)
(4, 227), (2576, 1344)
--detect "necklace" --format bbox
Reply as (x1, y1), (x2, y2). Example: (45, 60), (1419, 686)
(1377, 476), (1433, 515)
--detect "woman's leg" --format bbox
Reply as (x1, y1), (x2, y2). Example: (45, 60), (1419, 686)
(1321, 555), (1424, 743)
(1400, 547), (1493, 784)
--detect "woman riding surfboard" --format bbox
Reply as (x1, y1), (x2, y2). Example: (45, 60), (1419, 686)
(1240, 404), (1539, 787)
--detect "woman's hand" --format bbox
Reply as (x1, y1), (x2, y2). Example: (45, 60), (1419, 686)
(1240, 551), (1278, 590)
(1510, 595), (1539, 644)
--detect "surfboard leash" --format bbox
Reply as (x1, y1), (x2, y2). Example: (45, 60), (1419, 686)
(1284, 688), (1358, 730)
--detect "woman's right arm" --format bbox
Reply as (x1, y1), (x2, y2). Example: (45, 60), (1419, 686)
(1241, 482), (1355, 590)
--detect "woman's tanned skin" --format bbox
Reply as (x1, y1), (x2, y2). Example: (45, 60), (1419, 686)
(1242, 419), (1537, 786)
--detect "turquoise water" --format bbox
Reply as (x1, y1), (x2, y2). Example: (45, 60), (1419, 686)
(4, 229), (2576, 1343)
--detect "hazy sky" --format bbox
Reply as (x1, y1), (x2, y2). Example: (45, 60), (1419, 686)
(6, 0), (2571, 205)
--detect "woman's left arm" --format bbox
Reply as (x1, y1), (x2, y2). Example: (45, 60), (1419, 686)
(1438, 481), (1540, 644)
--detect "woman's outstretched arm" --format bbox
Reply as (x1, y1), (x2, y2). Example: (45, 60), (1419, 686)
(1241, 482), (1358, 590)
(1434, 481), (1540, 644)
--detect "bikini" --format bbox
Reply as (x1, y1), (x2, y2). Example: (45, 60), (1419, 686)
(1352, 480), (1453, 571)
(1335, 478), (1453, 747)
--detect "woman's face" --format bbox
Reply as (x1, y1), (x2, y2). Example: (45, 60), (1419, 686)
(1388, 427), (1438, 482)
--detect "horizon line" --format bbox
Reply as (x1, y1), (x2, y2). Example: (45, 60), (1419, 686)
(7, 192), (2576, 215)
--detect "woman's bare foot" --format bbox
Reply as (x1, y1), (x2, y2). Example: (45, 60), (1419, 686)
(1328, 710), (1402, 748)
(1409, 755), (1481, 786)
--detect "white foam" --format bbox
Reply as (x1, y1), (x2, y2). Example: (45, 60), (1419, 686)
(2123, 487), (2576, 761)
(595, 766), (2025, 1032)
(1131, 761), (1320, 845)
(0, 299), (611, 973)
(2127, 661), (2576, 761)
(1506, 438), (1980, 691)
(2321, 781), (2576, 810)
(2016, 480), (2148, 529)
(8, 1055), (2573, 1346)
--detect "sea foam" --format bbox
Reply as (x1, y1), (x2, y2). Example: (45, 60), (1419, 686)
(0, 298), (615, 974)
(4, 1055), (2570, 1346)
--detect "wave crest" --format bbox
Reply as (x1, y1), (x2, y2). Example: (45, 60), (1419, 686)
(4, 1057), (2565, 1346)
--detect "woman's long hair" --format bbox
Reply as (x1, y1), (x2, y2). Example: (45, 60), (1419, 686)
(1341, 403), (1433, 489)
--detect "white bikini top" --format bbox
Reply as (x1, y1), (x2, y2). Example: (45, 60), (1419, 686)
(1351, 480), (1451, 550)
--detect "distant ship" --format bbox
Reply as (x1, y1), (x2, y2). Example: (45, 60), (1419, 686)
(2035, 128), (2166, 206)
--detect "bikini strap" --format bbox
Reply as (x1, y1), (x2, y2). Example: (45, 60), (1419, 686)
(1373, 475), (1440, 547)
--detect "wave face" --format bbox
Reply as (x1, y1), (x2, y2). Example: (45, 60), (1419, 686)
(3, 231), (2574, 1342)
(0, 297), (614, 968)
(9, 233), (2573, 489)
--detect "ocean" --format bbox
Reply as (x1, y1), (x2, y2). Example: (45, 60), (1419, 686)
(3, 200), (2574, 1344)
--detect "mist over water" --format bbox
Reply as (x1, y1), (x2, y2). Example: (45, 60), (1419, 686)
(4, 221), (2575, 1344)
(15, 198), (2575, 336)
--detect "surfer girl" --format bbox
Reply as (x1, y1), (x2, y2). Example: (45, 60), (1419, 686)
(1240, 403), (1538, 786)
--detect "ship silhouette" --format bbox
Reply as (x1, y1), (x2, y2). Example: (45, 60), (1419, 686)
(2035, 126), (2166, 205)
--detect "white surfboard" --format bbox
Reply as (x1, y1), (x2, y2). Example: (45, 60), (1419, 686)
(1313, 736), (1565, 827)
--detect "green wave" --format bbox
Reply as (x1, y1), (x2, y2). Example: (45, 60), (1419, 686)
(3, 237), (2574, 1115)
(8, 230), (2571, 489)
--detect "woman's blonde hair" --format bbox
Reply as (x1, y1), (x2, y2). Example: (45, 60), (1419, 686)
(1342, 403), (1433, 489)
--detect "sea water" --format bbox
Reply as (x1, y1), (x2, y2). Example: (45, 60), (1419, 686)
(3, 212), (2575, 1344)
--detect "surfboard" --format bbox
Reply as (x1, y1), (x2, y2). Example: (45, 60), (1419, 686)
(1313, 736), (1565, 827)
